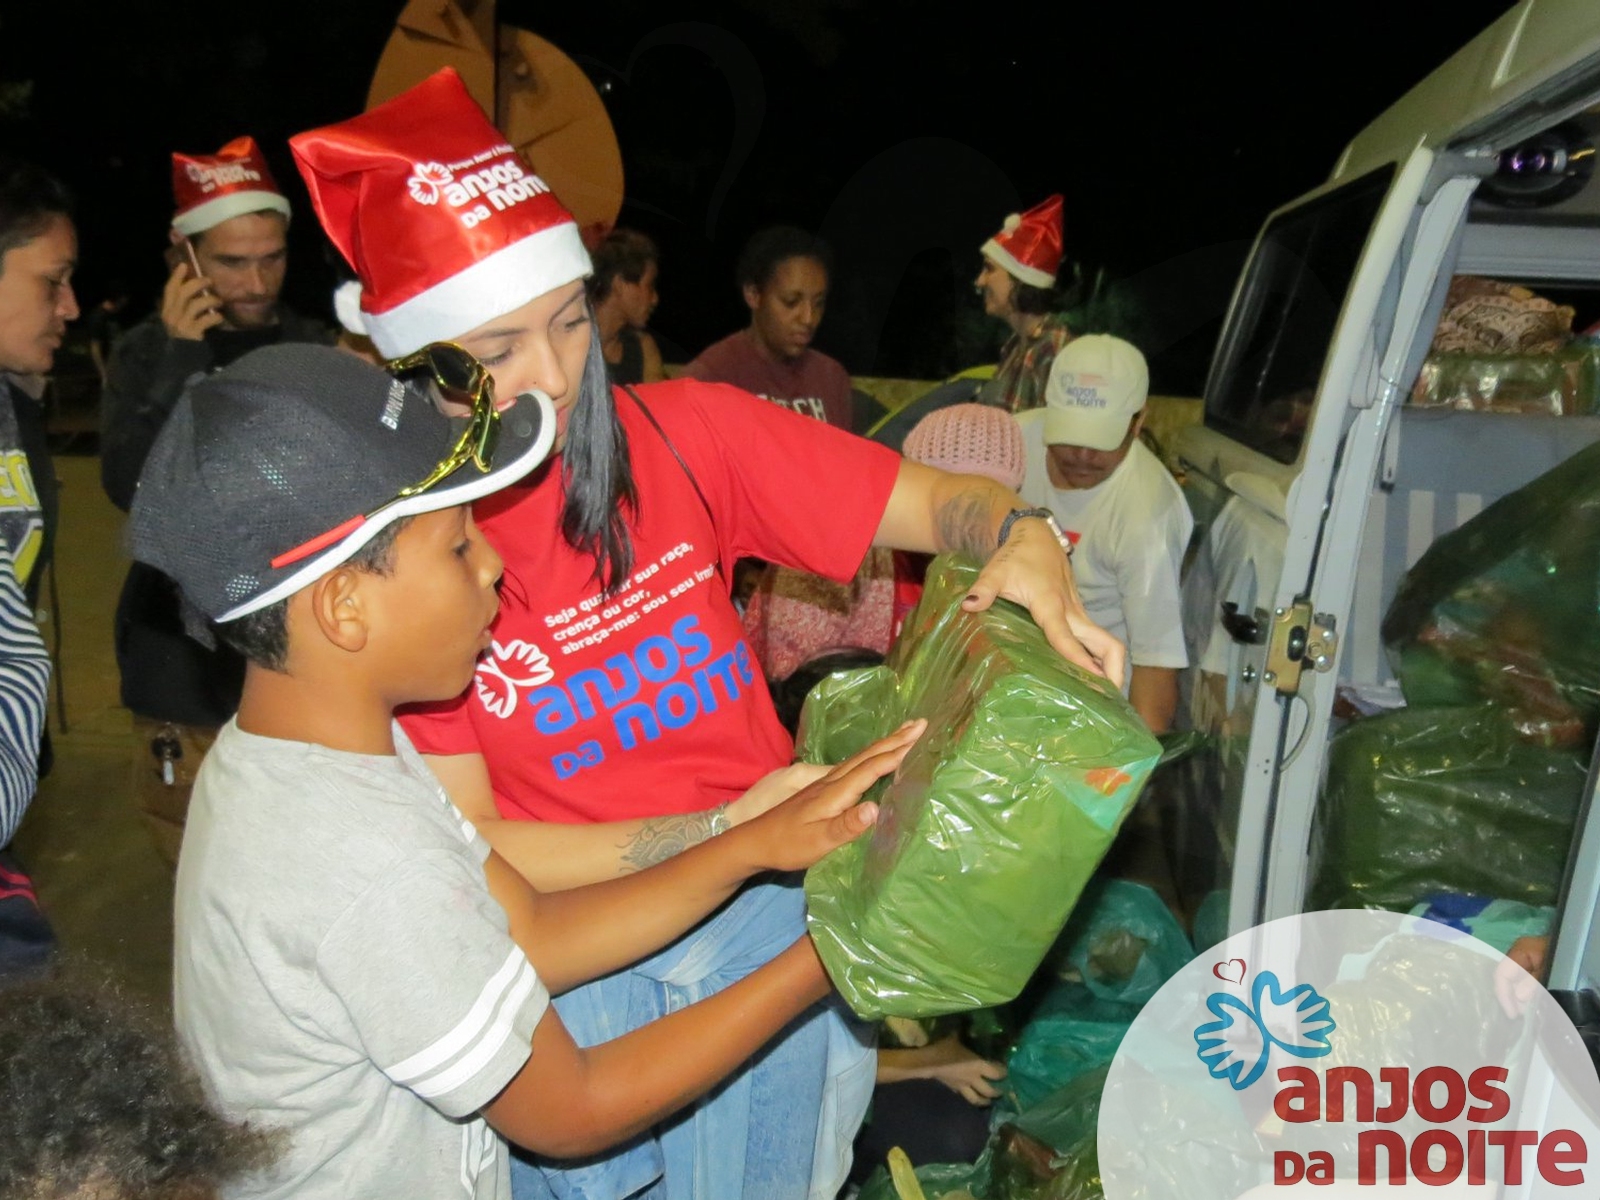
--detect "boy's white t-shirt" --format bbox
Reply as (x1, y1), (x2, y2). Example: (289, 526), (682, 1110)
(174, 720), (548, 1199)
(1016, 412), (1194, 686)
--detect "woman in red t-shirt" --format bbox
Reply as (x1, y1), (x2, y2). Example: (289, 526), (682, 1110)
(291, 69), (1122, 1200)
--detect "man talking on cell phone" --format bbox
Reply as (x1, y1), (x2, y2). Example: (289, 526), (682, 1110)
(99, 137), (333, 866)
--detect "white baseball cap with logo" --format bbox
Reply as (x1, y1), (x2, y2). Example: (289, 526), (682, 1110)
(1042, 334), (1150, 451)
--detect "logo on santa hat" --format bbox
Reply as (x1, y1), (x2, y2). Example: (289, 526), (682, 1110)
(184, 160), (264, 194)
(407, 162), (453, 206)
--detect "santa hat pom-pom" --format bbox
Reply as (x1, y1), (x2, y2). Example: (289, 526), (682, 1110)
(1002, 213), (1021, 233)
(333, 279), (368, 337)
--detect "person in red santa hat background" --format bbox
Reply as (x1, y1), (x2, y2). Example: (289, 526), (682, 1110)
(99, 137), (334, 867)
(973, 194), (1075, 413)
(288, 68), (1122, 1200)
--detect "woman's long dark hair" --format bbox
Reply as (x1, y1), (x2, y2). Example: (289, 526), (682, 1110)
(560, 313), (638, 593)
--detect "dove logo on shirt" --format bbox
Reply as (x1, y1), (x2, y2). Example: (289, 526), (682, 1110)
(474, 639), (556, 719)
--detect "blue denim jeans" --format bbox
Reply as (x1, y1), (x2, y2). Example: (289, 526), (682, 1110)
(509, 874), (874, 1200)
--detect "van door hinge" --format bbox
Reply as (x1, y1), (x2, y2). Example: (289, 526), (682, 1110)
(1262, 602), (1338, 696)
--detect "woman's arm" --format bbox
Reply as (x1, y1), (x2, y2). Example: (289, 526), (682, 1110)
(477, 724), (918, 991)
(873, 459), (1126, 683)
(425, 753), (827, 889)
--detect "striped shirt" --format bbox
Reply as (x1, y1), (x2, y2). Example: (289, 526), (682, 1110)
(0, 543), (48, 847)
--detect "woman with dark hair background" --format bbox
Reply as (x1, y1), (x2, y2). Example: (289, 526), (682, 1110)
(684, 224), (857, 430)
(292, 70), (1121, 1200)
(587, 227), (663, 386)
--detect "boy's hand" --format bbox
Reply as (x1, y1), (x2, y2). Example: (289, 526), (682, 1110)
(918, 1036), (1007, 1106)
(725, 762), (829, 826)
(737, 720), (925, 872)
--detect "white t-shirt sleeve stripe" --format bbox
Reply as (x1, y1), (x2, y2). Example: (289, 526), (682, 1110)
(383, 947), (532, 1085)
(406, 959), (542, 1101)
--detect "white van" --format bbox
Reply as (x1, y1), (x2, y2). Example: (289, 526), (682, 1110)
(1172, 0), (1600, 998)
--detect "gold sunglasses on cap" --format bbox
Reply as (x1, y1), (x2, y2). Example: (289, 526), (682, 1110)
(267, 343), (501, 570)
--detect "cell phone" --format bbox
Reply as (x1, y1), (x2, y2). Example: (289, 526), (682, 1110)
(180, 238), (207, 284)
(175, 237), (221, 316)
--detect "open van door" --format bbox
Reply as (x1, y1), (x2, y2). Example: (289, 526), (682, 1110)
(1178, 148), (1488, 936)
(1183, 0), (1600, 941)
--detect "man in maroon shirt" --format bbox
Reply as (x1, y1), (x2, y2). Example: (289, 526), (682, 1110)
(683, 225), (855, 430)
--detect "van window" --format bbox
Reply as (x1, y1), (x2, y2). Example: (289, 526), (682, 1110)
(1204, 165), (1396, 463)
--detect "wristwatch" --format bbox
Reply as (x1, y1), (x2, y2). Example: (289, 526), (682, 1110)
(708, 802), (732, 837)
(997, 506), (1073, 557)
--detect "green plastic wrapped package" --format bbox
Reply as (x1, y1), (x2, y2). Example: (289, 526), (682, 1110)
(1410, 345), (1600, 415)
(1309, 703), (1585, 912)
(799, 556), (1161, 1020)
(990, 1067), (1107, 1200)
(855, 1157), (989, 1200)
(1055, 879), (1192, 1007)
(1004, 983), (1135, 1112)
(1003, 881), (1193, 1109)
(1381, 437), (1600, 748)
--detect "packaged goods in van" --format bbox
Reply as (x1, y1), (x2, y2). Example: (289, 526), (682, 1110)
(1381, 438), (1600, 745)
(1410, 344), (1600, 415)
(1429, 276), (1575, 356)
(1309, 703), (1584, 913)
(799, 557), (1160, 1020)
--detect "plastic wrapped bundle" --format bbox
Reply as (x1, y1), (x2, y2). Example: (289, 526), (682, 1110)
(800, 557), (1161, 1020)
(1004, 881), (1194, 1109)
(1309, 704), (1585, 912)
(1409, 346), (1600, 416)
(990, 1068), (1107, 1200)
(1382, 437), (1600, 747)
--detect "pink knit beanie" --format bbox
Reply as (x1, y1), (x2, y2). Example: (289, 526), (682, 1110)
(902, 403), (1026, 491)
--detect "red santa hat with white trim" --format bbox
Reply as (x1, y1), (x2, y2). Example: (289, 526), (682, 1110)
(289, 68), (591, 360)
(171, 136), (292, 237)
(980, 194), (1064, 289)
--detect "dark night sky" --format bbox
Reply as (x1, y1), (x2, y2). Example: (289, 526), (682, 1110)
(2, 0), (1518, 391)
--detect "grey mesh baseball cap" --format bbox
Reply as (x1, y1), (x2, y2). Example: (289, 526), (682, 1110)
(127, 343), (555, 623)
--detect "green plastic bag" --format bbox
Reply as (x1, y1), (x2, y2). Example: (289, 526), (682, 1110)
(800, 558), (1161, 1020)
(856, 1158), (989, 1200)
(1055, 879), (1192, 1007)
(1003, 882), (1192, 1109)
(1382, 437), (1600, 748)
(1004, 984), (1135, 1112)
(1310, 703), (1585, 912)
(990, 1067), (1106, 1200)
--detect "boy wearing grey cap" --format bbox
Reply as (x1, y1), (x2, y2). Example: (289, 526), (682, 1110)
(127, 342), (917, 1199)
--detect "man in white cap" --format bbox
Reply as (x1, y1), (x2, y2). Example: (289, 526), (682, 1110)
(975, 194), (1074, 413)
(1016, 334), (1193, 732)
(99, 136), (333, 866)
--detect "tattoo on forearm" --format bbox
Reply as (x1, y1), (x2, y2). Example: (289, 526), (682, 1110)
(618, 810), (717, 872)
(933, 489), (999, 560)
